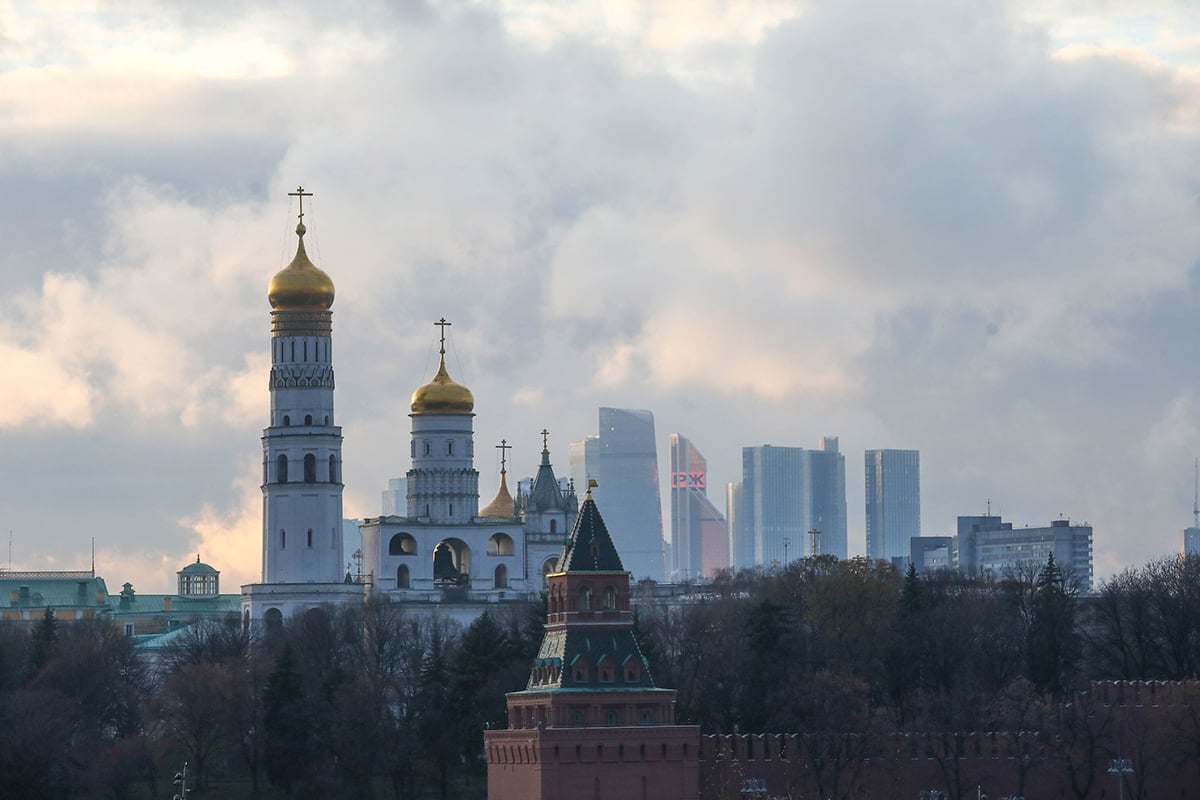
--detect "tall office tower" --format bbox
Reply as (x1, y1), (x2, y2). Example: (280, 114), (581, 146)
(669, 434), (729, 581)
(569, 435), (599, 491)
(727, 481), (748, 570)
(741, 439), (848, 568)
(571, 409), (667, 581)
(864, 449), (921, 565)
(811, 437), (848, 559)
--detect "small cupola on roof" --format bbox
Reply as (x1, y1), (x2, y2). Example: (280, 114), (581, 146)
(177, 554), (220, 597)
(267, 187), (335, 311)
(480, 439), (516, 519)
(411, 317), (474, 415)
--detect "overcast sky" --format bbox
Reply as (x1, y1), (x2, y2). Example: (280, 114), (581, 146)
(1, 0), (1198, 592)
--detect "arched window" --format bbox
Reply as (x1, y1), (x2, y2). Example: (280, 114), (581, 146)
(389, 533), (416, 555)
(603, 586), (616, 610)
(280, 529), (286, 549)
(494, 564), (508, 589)
(307, 529), (313, 548)
(424, 441), (431, 456)
(579, 586), (592, 612)
(396, 564), (410, 589)
(283, 415), (290, 426)
(550, 519), (557, 534)
(488, 533), (515, 556)
(277, 454), (288, 483)
(264, 607), (283, 632)
(304, 454), (316, 483)
(304, 414), (312, 425)
(329, 455), (338, 483)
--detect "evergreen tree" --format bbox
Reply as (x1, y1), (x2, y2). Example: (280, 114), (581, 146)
(1028, 553), (1079, 697)
(262, 645), (315, 798)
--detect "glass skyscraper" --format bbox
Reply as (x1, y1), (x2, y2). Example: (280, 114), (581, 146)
(669, 434), (728, 581)
(864, 449), (921, 565)
(571, 409), (667, 581)
(736, 438), (848, 569)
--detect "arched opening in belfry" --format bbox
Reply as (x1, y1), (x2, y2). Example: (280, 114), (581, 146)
(487, 532), (515, 556)
(277, 454), (288, 483)
(304, 454), (316, 483)
(542, 557), (559, 586)
(389, 533), (417, 556)
(329, 454), (338, 483)
(432, 538), (471, 587)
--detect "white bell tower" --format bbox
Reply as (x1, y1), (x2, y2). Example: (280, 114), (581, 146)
(243, 188), (361, 623)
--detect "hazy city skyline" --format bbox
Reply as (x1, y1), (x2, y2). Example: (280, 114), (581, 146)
(2, 2), (1199, 592)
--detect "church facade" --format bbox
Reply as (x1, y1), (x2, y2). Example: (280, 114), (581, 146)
(360, 326), (577, 611)
(242, 194), (574, 624)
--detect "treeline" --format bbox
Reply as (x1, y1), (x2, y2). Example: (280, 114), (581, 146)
(3, 554), (1200, 798)
(635, 553), (1200, 735)
(0, 601), (541, 799)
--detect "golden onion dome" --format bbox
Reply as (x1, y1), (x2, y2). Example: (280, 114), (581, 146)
(268, 223), (335, 310)
(411, 354), (475, 415)
(479, 471), (516, 518)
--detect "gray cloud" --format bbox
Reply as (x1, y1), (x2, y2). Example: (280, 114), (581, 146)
(0, 0), (1197, 589)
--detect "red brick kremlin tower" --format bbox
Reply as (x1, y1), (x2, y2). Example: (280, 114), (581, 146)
(485, 488), (700, 800)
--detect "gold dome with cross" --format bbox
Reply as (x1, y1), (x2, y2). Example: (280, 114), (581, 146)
(411, 318), (475, 415)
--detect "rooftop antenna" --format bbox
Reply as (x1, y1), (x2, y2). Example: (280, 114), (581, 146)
(1193, 457), (1199, 530)
(809, 528), (821, 558)
(91, 537), (95, 576)
(986, 498), (991, 517)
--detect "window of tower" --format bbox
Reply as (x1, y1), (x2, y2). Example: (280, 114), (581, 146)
(277, 455), (288, 483)
(305, 414), (312, 426)
(304, 454), (316, 483)
(424, 441), (431, 456)
(283, 415), (290, 426)
(579, 586), (592, 612)
(447, 440), (454, 455)
(396, 564), (410, 589)
(550, 519), (557, 534)
(411, 441), (416, 458)
(603, 586), (616, 610)
(329, 455), (338, 483)
(324, 415), (329, 424)
(280, 529), (286, 549)
(307, 529), (313, 548)
(494, 564), (508, 589)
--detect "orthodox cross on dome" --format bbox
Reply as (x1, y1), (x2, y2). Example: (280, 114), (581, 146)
(435, 317), (451, 355)
(496, 439), (510, 474)
(288, 186), (313, 225)
(541, 428), (550, 452)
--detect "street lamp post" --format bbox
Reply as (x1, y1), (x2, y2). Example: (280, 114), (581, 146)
(1108, 758), (1133, 800)
(173, 761), (192, 800)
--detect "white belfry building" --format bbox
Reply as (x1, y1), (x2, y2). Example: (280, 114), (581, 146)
(241, 193), (574, 626)
(241, 196), (362, 625)
(360, 324), (577, 618)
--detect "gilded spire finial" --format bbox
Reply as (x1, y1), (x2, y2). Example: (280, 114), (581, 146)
(586, 478), (598, 499)
(496, 439), (511, 475)
(435, 318), (451, 357)
(288, 185), (313, 232)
